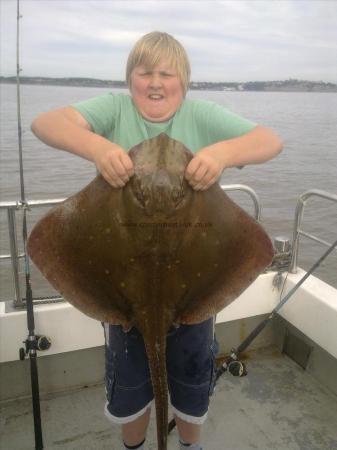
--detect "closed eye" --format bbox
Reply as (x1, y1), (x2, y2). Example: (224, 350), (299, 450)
(160, 71), (174, 77)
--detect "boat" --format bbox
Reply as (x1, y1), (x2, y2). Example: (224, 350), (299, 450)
(1, 185), (337, 450)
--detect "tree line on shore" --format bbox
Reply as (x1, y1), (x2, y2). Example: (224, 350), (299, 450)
(1, 76), (336, 92)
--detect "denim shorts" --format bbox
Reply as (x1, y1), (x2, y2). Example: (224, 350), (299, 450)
(103, 317), (218, 425)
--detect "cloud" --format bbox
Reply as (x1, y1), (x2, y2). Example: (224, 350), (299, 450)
(1, 0), (336, 82)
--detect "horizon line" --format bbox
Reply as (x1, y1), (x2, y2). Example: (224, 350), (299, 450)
(1, 75), (336, 85)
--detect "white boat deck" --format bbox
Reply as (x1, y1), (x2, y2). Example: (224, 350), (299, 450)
(1, 345), (337, 450)
(1, 269), (337, 449)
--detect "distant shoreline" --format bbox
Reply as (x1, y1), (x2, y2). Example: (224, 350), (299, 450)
(1, 76), (336, 92)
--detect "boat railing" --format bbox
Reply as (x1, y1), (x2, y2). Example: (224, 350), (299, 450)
(0, 185), (260, 308)
(0, 198), (66, 307)
(290, 189), (337, 273)
(220, 184), (261, 221)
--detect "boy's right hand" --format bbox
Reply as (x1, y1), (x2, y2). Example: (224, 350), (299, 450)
(93, 143), (134, 188)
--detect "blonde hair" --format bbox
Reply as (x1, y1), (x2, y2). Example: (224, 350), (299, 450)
(126, 31), (191, 95)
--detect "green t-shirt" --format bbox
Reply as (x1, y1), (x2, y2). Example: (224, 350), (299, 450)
(71, 93), (256, 153)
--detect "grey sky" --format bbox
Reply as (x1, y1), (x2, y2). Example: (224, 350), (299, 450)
(1, 0), (337, 82)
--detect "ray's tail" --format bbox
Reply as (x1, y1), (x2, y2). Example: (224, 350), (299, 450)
(143, 330), (168, 450)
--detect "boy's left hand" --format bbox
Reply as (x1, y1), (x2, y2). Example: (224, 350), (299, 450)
(184, 147), (225, 191)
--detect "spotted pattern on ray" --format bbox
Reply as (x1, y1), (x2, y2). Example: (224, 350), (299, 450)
(27, 134), (274, 450)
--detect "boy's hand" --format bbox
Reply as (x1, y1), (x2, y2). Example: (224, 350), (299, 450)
(184, 147), (225, 191)
(93, 143), (134, 188)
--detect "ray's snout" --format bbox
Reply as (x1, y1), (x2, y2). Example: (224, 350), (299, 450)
(132, 169), (186, 216)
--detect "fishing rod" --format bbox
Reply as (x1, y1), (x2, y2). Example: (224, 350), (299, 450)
(15, 1), (50, 448)
(215, 237), (337, 379)
(168, 237), (337, 433)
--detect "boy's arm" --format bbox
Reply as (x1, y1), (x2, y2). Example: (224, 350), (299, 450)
(31, 107), (134, 187)
(185, 125), (283, 190)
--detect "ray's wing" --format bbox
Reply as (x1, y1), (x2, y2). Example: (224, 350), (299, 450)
(171, 184), (274, 324)
(27, 176), (134, 326)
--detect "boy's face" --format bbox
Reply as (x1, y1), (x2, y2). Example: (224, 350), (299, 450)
(130, 62), (184, 122)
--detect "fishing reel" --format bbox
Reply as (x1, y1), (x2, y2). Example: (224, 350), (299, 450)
(227, 360), (247, 377)
(216, 349), (248, 379)
(19, 335), (52, 360)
